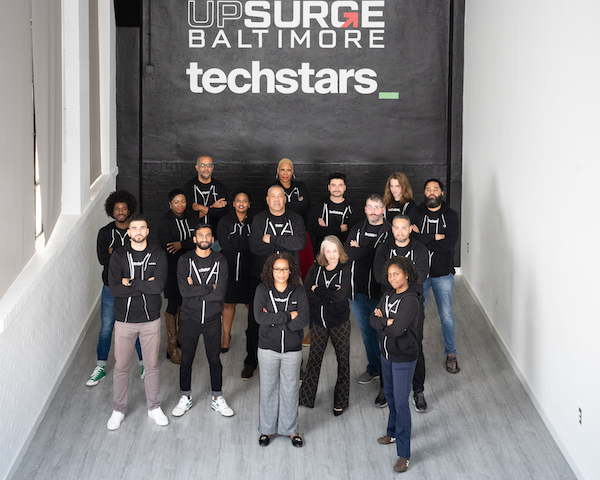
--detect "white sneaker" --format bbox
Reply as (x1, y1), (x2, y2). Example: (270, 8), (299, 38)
(172, 395), (193, 417)
(148, 407), (169, 426)
(107, 410), (125, 431)
(211, 396), (234, 417)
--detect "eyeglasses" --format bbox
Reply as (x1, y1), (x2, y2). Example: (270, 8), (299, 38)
(198, 163), (214, 168)
(273, 268), (290, 273)
(365, 205), (383, 210)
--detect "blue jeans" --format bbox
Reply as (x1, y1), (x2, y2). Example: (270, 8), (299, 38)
(349, 293), (381, 374)
(422, 274), (457, 356)
(98, 285), (142, 365)
(381, 356), (417, 459)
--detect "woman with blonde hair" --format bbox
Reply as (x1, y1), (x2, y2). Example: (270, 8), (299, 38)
(299, 235), (352, 416)
(274, 157), (314, 282)
(383, 172), (416, 219)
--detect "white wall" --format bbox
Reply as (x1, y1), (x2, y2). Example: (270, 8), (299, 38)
(0, 2), (117, 479)
(462, 1), (600, 479)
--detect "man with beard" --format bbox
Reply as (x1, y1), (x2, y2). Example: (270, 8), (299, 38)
(410, 179), (461, 374)
(107, 215), (169, 430)
(243, 185), (306, 380)
(345, 194), (391, 407)
(314, 172), (355, 250)
(183, 155), (228, 232)
(86, 190), (144, 387)
(374, 215), (430, 411)
(171, 224), (234, 419)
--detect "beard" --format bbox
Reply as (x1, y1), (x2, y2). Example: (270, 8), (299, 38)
(197, 242), (212, 250)
(131, 235), (147, 244)
(425, 194), (443, 208)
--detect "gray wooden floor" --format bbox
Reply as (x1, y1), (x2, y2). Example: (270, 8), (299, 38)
(12, 277), (576, 480)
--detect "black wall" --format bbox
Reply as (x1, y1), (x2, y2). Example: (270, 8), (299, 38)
(116, 0), (464, 261)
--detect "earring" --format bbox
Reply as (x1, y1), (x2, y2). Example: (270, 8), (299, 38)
(292, 173), (296, 180)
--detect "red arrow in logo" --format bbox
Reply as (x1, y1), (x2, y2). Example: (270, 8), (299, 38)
(341, 12), (359, 28)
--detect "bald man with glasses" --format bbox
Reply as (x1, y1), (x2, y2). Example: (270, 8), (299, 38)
(183, 155), (228, 233)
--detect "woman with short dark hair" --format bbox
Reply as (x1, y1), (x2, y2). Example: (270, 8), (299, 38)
(158, 188), (195, 363)
(254, 252), (309, 448)
(370, 256), (420, 473)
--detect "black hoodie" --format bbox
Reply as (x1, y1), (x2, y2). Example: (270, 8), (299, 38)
(410, 201), (459, 278)
(370, 287), (420, 363)
(177, 249), (228, 324)
(304, 261), (351, 328)
(254, 283), (309, 353)
(109, 243), (167, 323)
(249, 209), (306, 279)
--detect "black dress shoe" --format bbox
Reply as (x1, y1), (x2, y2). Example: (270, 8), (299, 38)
(259, 434), (270, 446)
(333, 408), (344, 417)
(291, 435), (303, 447)
(221, 347), (229, 353)
(241, 364), (256, 380)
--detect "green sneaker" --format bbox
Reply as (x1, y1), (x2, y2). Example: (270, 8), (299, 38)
(86, 365), (106, 386)
(140, 365), (145, 380)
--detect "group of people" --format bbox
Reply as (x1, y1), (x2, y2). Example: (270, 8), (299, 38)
(86, 155), (460, 473)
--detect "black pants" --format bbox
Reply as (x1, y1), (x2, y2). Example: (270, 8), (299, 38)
(412, 303), (426, 393)
(180, 316), (222, 395)
(299, 320), (351, 410)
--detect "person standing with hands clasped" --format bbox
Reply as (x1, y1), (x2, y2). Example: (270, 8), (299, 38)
(371, 257), (420, 473)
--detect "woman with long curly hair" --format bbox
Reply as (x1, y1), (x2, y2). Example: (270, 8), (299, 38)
(254, 252), (309, 448)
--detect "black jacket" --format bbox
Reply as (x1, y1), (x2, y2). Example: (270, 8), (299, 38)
(97, 222), (129, 286)
(370, 287), (420, 363)
(109, 243), (167, 323)
(314, 197), (355, 246)
(183, 176), (228, 230)
(249, 209), (306, 278)
(275, 180), (311, 226)
(344, 219), (391, 299)
(410, 202), (459, 278)
(177, 250), (228, 324)
(216, 211), (254, 283)
(373, 237), (429, 296)
(384, 200), (416, 221)
(304, 261), (351, 328)
(254, 283), (309, 353)
(158, 209), (195, 286)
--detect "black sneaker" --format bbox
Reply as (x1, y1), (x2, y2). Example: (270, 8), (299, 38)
(375, 388), (387, 408)
(241, 364), (256, 380)
(413, 392), (428, 412)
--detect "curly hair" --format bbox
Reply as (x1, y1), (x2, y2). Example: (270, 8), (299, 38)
(383, 256), (418, 286)
(383, 172), (414, 208)
(260, 252), (301, 288)
(316, 235), (348, 267)
(104, 190), (137, 218)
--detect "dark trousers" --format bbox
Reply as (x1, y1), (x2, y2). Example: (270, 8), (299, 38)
(299, 320), (350, 409)
(244, 277), (261, 367)
(413, 304), (426, 393)
(180, 317), (223, 396)
(381, 355), (417, 459)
